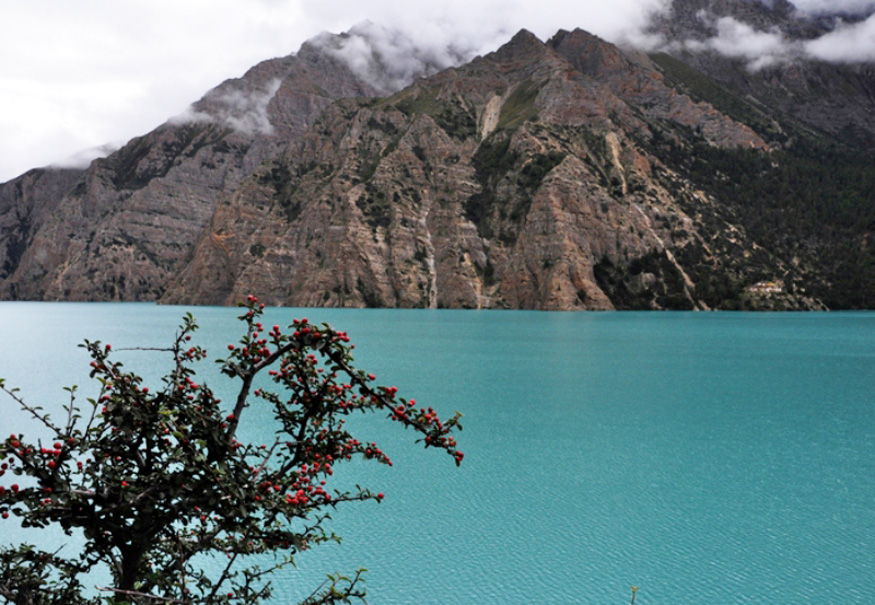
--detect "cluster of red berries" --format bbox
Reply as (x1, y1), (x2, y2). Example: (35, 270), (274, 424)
(251, 456), (338, 509)
(0, 452), (21, 518)
(181, 345), (206, 361)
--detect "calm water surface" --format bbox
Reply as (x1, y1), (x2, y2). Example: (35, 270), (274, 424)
(1, 304), (873, 603)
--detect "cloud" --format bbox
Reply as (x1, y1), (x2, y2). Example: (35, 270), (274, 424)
(50, 143), (120, 170)
(804, 13), (875, 61)
(673, 5), (875, 69)
(174, 79), (283, 135)
(309, 22), (476, 94)
(679, 16), (800, 70)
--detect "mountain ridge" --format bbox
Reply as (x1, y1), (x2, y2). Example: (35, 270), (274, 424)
(1, 4), (872, 309)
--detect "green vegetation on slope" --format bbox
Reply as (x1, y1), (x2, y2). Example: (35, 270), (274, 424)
(657, 137), (875, 308)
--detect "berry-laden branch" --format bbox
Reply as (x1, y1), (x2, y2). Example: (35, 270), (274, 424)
(0, 296), (463, 604)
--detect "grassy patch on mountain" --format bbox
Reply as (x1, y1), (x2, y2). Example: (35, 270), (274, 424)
(517, 151), (566, 191)
(464, 134), (520, 240)
(356, 182), (393, 230)
(498, 80), (541, 131)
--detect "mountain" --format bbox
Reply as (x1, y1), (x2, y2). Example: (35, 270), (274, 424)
(0, 40), (380, 301)
(160, 28), (792, 310)
(1, 2), (873, 310)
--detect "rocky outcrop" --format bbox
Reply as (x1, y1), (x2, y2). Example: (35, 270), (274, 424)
(548, 29), (768, 150)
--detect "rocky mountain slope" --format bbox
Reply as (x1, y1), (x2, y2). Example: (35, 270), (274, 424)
(1, 1), (872, 310)
(161, 29), (800, 310)
(0, 41), (379, 301)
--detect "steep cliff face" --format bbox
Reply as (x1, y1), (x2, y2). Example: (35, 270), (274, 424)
(161, 29), (813, 310)
(0, 167), (83, 283)
(0, 42), (379, 301)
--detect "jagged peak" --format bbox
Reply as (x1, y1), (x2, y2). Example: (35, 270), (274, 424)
(547, 27), (612, 54)
(484, 28), (568, 74)
(550, 27), (601, 45)
(508, 28), (543, 46)
(495, 29), (549, 56)
(547, 27), (642, 78)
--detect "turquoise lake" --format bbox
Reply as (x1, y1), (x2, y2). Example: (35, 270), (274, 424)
(1, 303), (873, 603)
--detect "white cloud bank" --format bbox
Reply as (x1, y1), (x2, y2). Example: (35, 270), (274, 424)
(174, 79), (282, 136)
(805, 14), (875, 61)
(681, 16), (800, 70)
(50, 143), (120, 170)
(672, 3), (875, 70)
(308, 23), (475, 95)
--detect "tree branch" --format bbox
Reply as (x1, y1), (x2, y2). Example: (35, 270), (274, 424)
(97, 585), (189, 603)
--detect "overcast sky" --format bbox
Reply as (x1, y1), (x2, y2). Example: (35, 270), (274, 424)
(1, 0), (873, 183)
